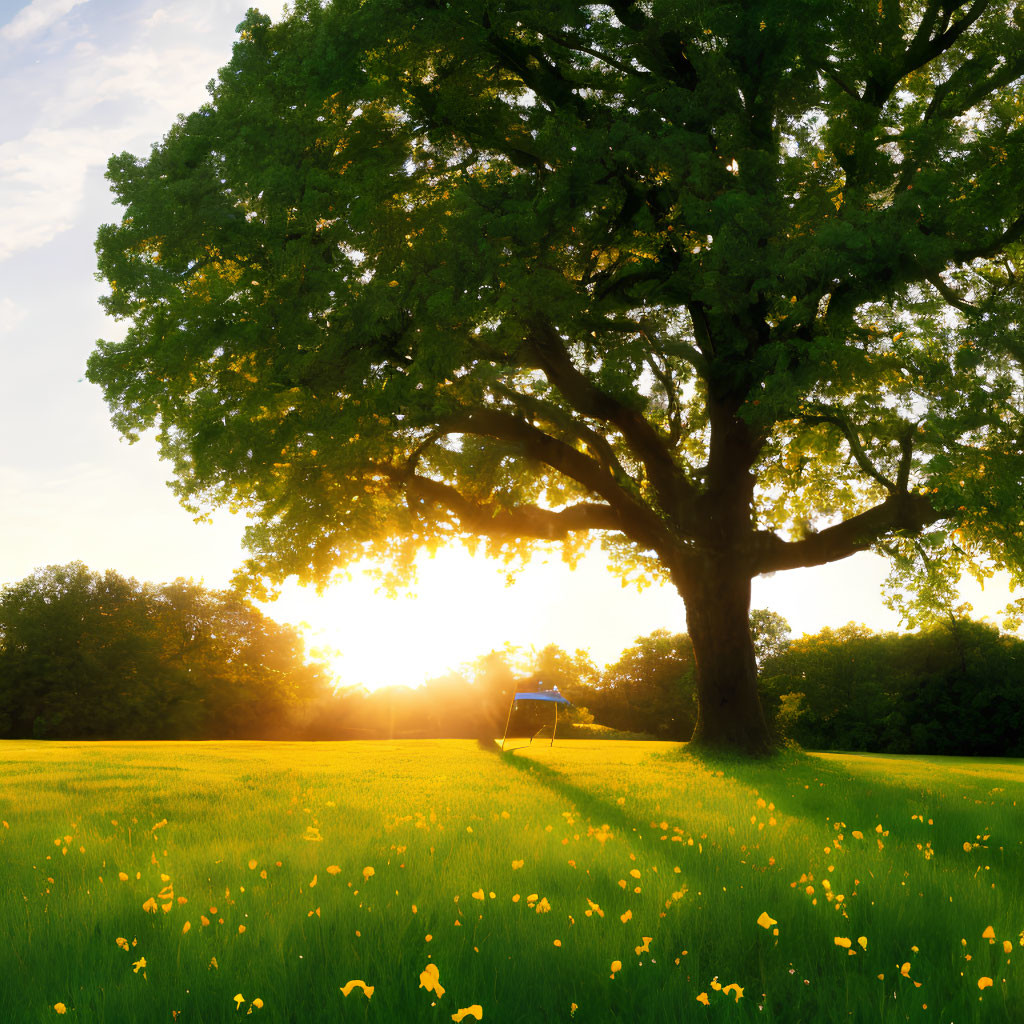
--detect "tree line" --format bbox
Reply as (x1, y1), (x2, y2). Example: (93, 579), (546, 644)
(759, 619), (1024, 757)
(1, 563), (1021, 754)
(0, 563), (328, 740)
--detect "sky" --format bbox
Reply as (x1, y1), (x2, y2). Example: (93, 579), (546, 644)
(0, 0), (1019, 691)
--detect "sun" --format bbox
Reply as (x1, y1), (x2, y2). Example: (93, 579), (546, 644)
(258, 545), (686, 691)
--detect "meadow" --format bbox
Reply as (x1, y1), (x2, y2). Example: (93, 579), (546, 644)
(0, 739), (1021, 1023)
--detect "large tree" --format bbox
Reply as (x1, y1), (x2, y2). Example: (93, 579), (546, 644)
(89, 0), (1024, 752)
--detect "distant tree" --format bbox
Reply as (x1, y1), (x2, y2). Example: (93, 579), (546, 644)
(596, 630), (697, 739)
(89, 1), (1024, 753)
(759, 618), (1024, 754)
(0, 564), (169, 738)
(749, 608), (792, 669)
(894, 619), (1024, 755)
(417, 671), (478, 737)
(467, 648), (520, 742)
(0, 564), (330, 739)
(154, 585), (327, 737)
(514, 642), (599, 725)
(759, 623), (900, 749)
(530, 643), (602, 696)
(361, 684), (431, 739)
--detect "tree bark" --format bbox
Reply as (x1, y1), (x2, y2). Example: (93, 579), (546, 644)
(678, 564), (773, 755)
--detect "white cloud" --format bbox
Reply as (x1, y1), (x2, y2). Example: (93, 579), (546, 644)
(0, 297), (28, 333)
(0, 0), (89, 42)
(0, 47), (243, 261)
(0, 0), (292, 264)
(0, 127), (106, 260)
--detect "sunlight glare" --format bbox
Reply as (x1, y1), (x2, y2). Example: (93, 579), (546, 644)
(260, 547), (685, 690)
(260, 545), (1019, 691)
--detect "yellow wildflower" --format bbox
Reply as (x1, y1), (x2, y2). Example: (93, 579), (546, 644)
(722, 983), (744, 1003)
(340, 980), (374, 999)
(419, 963), (445, 998)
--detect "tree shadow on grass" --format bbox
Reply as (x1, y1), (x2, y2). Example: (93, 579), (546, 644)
(656, 744), (943, 827)
(654, 744), (1024, 872)
(495, 746), (655, 847)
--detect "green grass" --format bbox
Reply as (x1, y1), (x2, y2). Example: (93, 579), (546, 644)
(1, 739), (1022, 1022)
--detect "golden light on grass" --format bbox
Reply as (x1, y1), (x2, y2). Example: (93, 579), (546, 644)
(2, 741), (1022, 1019)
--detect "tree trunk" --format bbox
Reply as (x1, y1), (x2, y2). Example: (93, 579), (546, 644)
(679, 564), (773, 755)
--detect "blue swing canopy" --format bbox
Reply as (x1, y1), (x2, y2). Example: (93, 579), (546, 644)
(501, 686), (573, 750)
(512, 690), (573, 705)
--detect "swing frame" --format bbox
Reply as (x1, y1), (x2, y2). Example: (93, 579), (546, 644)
(499, 688), (572, 751)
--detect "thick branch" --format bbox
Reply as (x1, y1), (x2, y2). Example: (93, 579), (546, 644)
(644, 353), (682, 447)
(896, 423), (916, 493)
(754, 491), (946, 573)
(438, 406), (676, 552)
(525, 319), (695, 515)
(444, 407), (620, 500)
(951, 214), (1024, 264)
(488, 381), (634, 484)
(903, 0), (991, 76)
(798, 410), (897, 492)
(926, 271), (980, 313)
(922, 48), (1024, 124)
(384, 468), (622, 541)
(480, 18), (588, 120)
(537, 29), (640, 78)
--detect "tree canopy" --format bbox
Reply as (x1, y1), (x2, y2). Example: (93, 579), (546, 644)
(89, 0), (1024, 752)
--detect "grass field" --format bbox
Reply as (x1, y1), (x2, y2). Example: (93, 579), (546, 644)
(1, 739), (1022, 1022)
